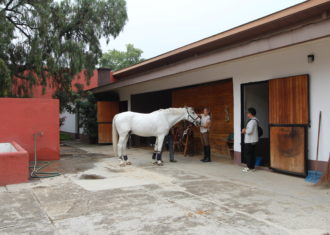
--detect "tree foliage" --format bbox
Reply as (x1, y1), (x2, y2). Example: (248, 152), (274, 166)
(76, 91), (98, 141)
(0, 0), (128, 98)
(99, 43), (144, 71)
(0, 59), (11, 96)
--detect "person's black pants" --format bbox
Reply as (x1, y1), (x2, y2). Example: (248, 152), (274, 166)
(245, 143), (256, 169)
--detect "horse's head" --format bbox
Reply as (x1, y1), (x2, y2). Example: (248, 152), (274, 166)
(185, 107), (201, 126)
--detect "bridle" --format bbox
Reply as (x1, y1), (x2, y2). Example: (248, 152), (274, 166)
(186, 108), (200, 126)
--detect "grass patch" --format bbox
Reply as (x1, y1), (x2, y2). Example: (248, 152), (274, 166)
(60, 132), (73, 141)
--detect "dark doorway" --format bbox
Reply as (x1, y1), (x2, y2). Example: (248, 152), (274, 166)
(119, 101), (128, 113)
(131, 90), (172, 113)
(241, 81), (270, 167)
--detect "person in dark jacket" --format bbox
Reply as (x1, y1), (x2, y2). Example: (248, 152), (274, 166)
(241, 107), (259, 172)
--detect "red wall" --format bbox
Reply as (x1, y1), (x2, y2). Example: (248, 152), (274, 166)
(12, 69), (114, 99)
(29, 70), (100, 99)
(0, 142), (29, 186)
(110, 72), (118, 83)
(0, 98), (60, 161)
(72, 70), (99, 92)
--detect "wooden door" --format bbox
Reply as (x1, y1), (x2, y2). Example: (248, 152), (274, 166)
(270, 126), (306, 174)
(172, 79), (233, 155)
(269, 75), (309, 175)
(97, 101), (119, 144)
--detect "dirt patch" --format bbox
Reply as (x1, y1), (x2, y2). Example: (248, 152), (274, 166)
(40, 155), (109, 175)
(33, 186), (48, 189)
(80, 174), (106, 180)
(42, 144), (113, 174)
(40, 159), (95, 174)
(60, 144), (88, 156)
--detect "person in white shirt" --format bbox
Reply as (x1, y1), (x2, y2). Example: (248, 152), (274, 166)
(241, 107), (259, 172)
(199, 108), (212, 162)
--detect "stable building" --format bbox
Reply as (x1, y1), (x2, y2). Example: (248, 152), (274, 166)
(92, 0), (330, 176)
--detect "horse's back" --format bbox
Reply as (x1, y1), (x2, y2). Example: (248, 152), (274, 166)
(114, 111), (146, 132)
(115, 111), (157, 120)
(114, 111), (135, 125)
(114, 111), (146, 120)
(114, 111), (162, 136)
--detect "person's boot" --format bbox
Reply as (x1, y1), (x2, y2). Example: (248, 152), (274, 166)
(202, 146), (211, 162)
(200, 146), (207, 161)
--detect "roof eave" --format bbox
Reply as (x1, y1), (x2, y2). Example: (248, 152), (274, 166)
(113, 0), (330, 78)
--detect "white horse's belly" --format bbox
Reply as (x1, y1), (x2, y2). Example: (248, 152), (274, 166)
(131, 116), (161, 137)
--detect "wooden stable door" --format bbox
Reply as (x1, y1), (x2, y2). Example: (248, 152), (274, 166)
(172, 80), (234, 155)
(269, 75), (309, 176)
(97, 101), (119, 144)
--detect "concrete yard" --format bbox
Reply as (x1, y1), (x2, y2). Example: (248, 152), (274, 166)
(1, 142), (330, 235)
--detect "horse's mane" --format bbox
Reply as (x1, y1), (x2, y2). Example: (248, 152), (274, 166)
(154, 107), (185, 115)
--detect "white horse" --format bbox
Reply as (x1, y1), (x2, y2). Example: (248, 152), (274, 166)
(112, 107), (200, 166)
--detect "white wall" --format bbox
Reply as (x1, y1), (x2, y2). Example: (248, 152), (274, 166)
(117, 37), (330, 162)
(60, 110), (77, 134)
(231, 37), (330, 162)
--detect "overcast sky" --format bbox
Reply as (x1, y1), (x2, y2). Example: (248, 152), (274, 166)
(101, 0), (305, 59)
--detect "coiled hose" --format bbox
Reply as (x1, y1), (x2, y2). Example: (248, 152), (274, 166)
(30, 161), (61, 178)
(30, 132), (61, 178)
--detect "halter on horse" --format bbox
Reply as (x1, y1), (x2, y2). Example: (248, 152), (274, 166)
(112, 107), (201, 166)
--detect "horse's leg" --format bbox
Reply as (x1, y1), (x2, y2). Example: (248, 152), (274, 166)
(155, 135), (165, 166)
(152, 137), (158, 164)
(118, 134), (127, 167)
(122, 133), (131, 165)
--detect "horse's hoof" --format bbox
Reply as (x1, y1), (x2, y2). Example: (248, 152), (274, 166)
(119, 162), (126, 167)
(125, 161), (132, 165)
(156, 161), (163, 166)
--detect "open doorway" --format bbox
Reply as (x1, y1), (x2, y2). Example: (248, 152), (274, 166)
(241, 81), (270, 166)
(119, 101), (128, 113)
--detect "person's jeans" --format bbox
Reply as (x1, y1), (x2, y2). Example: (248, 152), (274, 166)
(245, 143), (256, 169)
(163, 135), (174, 161)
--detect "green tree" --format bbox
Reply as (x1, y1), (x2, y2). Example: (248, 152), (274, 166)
(0, 0), (127, 100)
(76, 91), (98, 143)
(99, 43), (144, 71)
(0, 59), (11, 96)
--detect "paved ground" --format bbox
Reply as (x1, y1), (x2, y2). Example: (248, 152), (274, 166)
(1, 142), (330, 235)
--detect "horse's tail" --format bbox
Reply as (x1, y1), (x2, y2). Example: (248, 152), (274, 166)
(112, 115), (118, 158)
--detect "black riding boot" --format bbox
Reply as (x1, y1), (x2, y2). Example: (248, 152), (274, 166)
(200, 146), (207, 161)
(202, 146), (211, 162)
